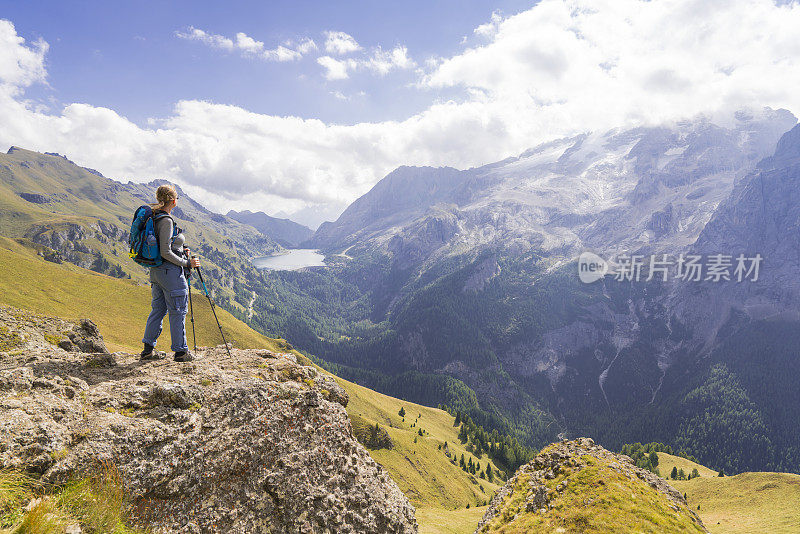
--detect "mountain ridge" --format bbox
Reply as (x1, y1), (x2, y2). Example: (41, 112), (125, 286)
(246, 108), (800, 475)
(227, 209), (313, 247)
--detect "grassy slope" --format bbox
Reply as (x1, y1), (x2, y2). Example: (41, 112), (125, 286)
(0, 236), (498, 534)
(479, 444), (706, 534)
(336, 377), (503, 521)
(0, 236), (282, 353)
(657, 453), (719, 480)
(658, 454), (800, 534)
(415, 506), (488, 534)
(0, 148), (278, 319)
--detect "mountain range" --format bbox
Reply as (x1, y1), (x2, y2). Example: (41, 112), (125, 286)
(257, 107), (800, 475)
(1, 107), (799, 477)
(0, 147), (292, 322)
(227, 209), (313, 247)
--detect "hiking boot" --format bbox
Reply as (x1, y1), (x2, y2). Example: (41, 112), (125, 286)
(174, 351), (194, 362)
(140, 344), (164, 361)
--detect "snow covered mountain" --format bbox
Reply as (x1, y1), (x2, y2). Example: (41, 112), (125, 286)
(270, 108), (800, 474)
(313, 108), (795, 267)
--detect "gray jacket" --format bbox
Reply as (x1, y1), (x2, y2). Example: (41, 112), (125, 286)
(155, 214), (189, 268)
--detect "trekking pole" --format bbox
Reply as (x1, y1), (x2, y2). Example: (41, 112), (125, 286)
(192, 256), (232, 358)
(184, 249), (197, 354)
(187, 275), (197, 354)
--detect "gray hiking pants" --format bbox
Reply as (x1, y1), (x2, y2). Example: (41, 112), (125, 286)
(142, 261), (189, 352)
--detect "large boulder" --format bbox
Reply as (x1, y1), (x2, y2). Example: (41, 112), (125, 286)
(0, 307), (417, 533)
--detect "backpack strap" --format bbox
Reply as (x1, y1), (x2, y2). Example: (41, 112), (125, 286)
(152, 209), (173, 223)
(152, 210), (175, 241)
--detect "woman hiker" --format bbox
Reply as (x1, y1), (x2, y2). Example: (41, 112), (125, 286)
(140, 184), (201, 362)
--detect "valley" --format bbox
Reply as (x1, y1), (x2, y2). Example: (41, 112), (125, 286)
(1, 235), (796, 533)
(2, 108), (800, 530)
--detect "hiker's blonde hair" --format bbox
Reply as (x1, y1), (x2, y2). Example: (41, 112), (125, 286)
(150, 184), (177, 210)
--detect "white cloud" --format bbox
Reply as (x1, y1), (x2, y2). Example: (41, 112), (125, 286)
(317, 56), (349, 80)
(329, 90), (367, 101)
(323, 31), (361, 55)
(176, 27), (233, 51)
(365, 45), (415, 75)
(233, 32), (262, 55)
(317, 45), (416, 80)
(177, 26), (412, 82)
(294, 37), (318, 55)
(177, 26), (304, 62)
(0, 19), (48, 91)
(3, 1), (800, 227)
(421, 0), (800, 133)
(474, 11), (503, 38)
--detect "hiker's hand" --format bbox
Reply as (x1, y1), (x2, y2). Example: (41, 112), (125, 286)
(190, 256), (200, 268)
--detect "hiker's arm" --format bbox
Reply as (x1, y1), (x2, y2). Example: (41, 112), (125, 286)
(157, 218), (190, 268)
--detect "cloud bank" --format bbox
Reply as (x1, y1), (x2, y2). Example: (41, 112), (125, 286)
(2, 0), (800, 227)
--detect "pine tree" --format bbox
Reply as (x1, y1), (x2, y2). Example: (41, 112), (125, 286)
(454, 412), (462, 426)
(458, 424), (468, 443)
(398, 406), (406, 417)
(368, 423), (381, 448)
(670, 466), (678, 479)
(691, 468), (699, 479)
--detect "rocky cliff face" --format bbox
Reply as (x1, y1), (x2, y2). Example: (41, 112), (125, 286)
(0, 306), (418, 533)
(475, 438), (707, 533)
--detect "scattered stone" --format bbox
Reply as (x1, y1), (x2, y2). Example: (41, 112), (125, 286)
(84, 353), (116, 368)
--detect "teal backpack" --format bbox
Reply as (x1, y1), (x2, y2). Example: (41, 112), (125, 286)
(128, 206), (174, 266)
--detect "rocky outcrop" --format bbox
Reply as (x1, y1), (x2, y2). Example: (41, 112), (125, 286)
(0, 306), (108, 355)
(0, 306), (417, 533)
(476, 438), (707, 533)
(18, 192), (49, 204)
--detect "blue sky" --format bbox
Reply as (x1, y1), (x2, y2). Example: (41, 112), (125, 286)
(1, 1), (799, 228)
(4, 0), (534, 126)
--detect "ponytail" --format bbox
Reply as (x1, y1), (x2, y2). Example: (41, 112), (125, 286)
(150, 184), (177, 211)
